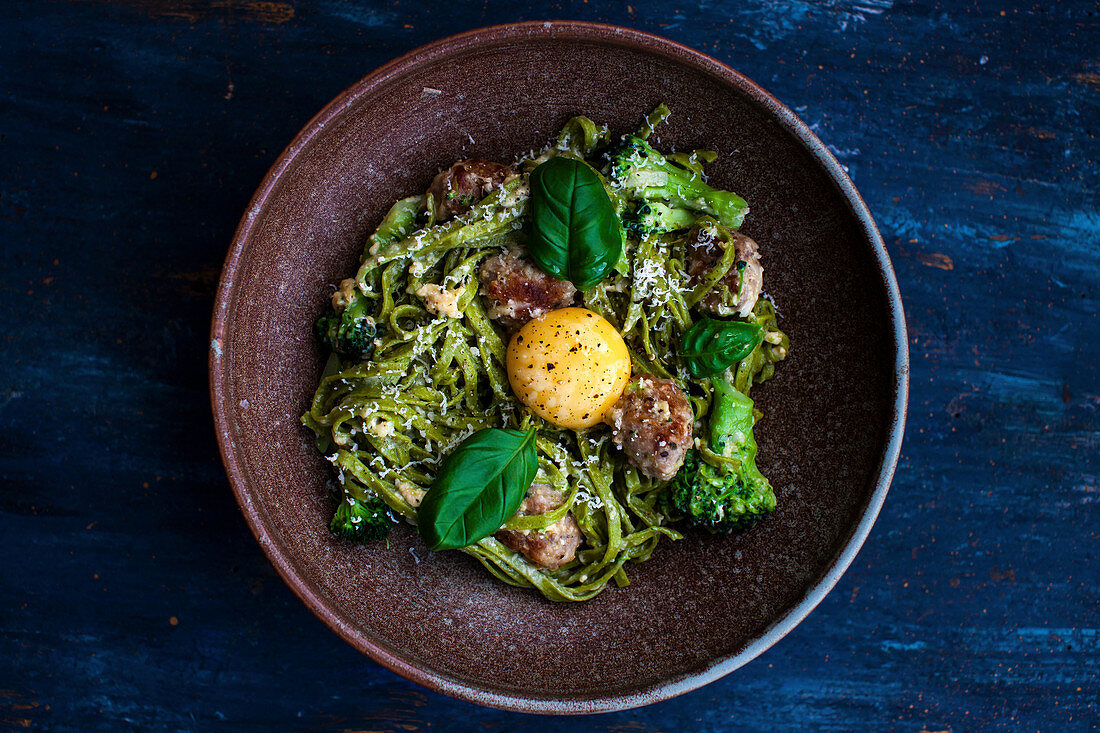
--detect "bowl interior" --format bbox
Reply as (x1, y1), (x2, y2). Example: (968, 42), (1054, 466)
(211, 23), (903, 713)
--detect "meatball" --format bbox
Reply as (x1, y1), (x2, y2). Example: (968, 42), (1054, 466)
(427, 159), (514, 221)
(478, 248), (577, 330)
(496, 484), (583, 570)
(685, 222), (764, 317)
(606, 376), (693, 481)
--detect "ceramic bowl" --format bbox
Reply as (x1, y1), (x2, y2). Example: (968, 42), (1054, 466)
(210, 21), (908, 713)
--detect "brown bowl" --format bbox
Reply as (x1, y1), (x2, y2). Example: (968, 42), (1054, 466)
(210, 21), (908, 714)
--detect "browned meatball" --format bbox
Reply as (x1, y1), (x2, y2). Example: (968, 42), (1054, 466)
(496, 484), (583, 570)
(477, 247), (577, 330)
(427, 159), (514, 221)
(685, 221), (764, 317)
(606, 376), (693, 481)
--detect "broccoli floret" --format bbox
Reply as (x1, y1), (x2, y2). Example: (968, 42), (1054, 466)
(624, 202), (697, 237)
(314, 291), (378, 362)
(667, 374), (775, 532)
(606, 135), (749, 231)
(329, 491), (392, 543)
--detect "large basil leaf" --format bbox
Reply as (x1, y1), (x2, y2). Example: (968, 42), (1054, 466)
(418, 427), (537, 551)
(528, 156), (623, 290)
(681, 319), (765, 378)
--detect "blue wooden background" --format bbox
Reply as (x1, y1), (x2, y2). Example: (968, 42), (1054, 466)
(2, 1), (1097, 730)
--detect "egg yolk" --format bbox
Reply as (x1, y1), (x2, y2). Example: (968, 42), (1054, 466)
(507, 307), (631, 430)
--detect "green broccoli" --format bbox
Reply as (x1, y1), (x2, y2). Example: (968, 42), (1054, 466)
(314, 290), (378, 362)
(606, 135), (749, 231)
(329, 491), (392, 543)
(667, 374), (775, 532)
(623, 201), (697, 238)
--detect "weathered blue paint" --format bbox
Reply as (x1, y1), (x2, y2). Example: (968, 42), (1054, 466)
(1, 1), (1096, 731)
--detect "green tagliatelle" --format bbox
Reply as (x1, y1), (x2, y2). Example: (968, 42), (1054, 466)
(302, 110), (789, 602)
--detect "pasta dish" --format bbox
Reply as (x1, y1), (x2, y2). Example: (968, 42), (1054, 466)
(302, 106), (789, 601)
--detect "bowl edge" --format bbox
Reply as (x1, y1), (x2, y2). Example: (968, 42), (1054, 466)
(208, 19), (910, 715)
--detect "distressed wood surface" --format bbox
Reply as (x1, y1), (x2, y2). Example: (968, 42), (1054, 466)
(1, 1), (1096, 730)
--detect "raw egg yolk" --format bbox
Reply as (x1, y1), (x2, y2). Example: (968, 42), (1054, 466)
(507, 307), (631, 430)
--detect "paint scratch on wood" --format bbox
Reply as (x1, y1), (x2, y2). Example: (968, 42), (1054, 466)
(166, 265), (221, 297)
(1023, 127), (1056, 139)
(917, 252), (954, 270)
(1072, 71), (1100, 89)
(964, 179), (1006, 196)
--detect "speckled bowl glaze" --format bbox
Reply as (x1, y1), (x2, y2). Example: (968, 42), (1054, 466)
(210, 21), (908, 714)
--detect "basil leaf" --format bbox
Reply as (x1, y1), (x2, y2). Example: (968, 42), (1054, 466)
(527, 156), (623, 290)
(418, 427), (537, 551)
(681, 319), (765, 378)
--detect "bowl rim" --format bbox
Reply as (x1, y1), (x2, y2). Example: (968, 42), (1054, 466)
(209, 19), (909, 715)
